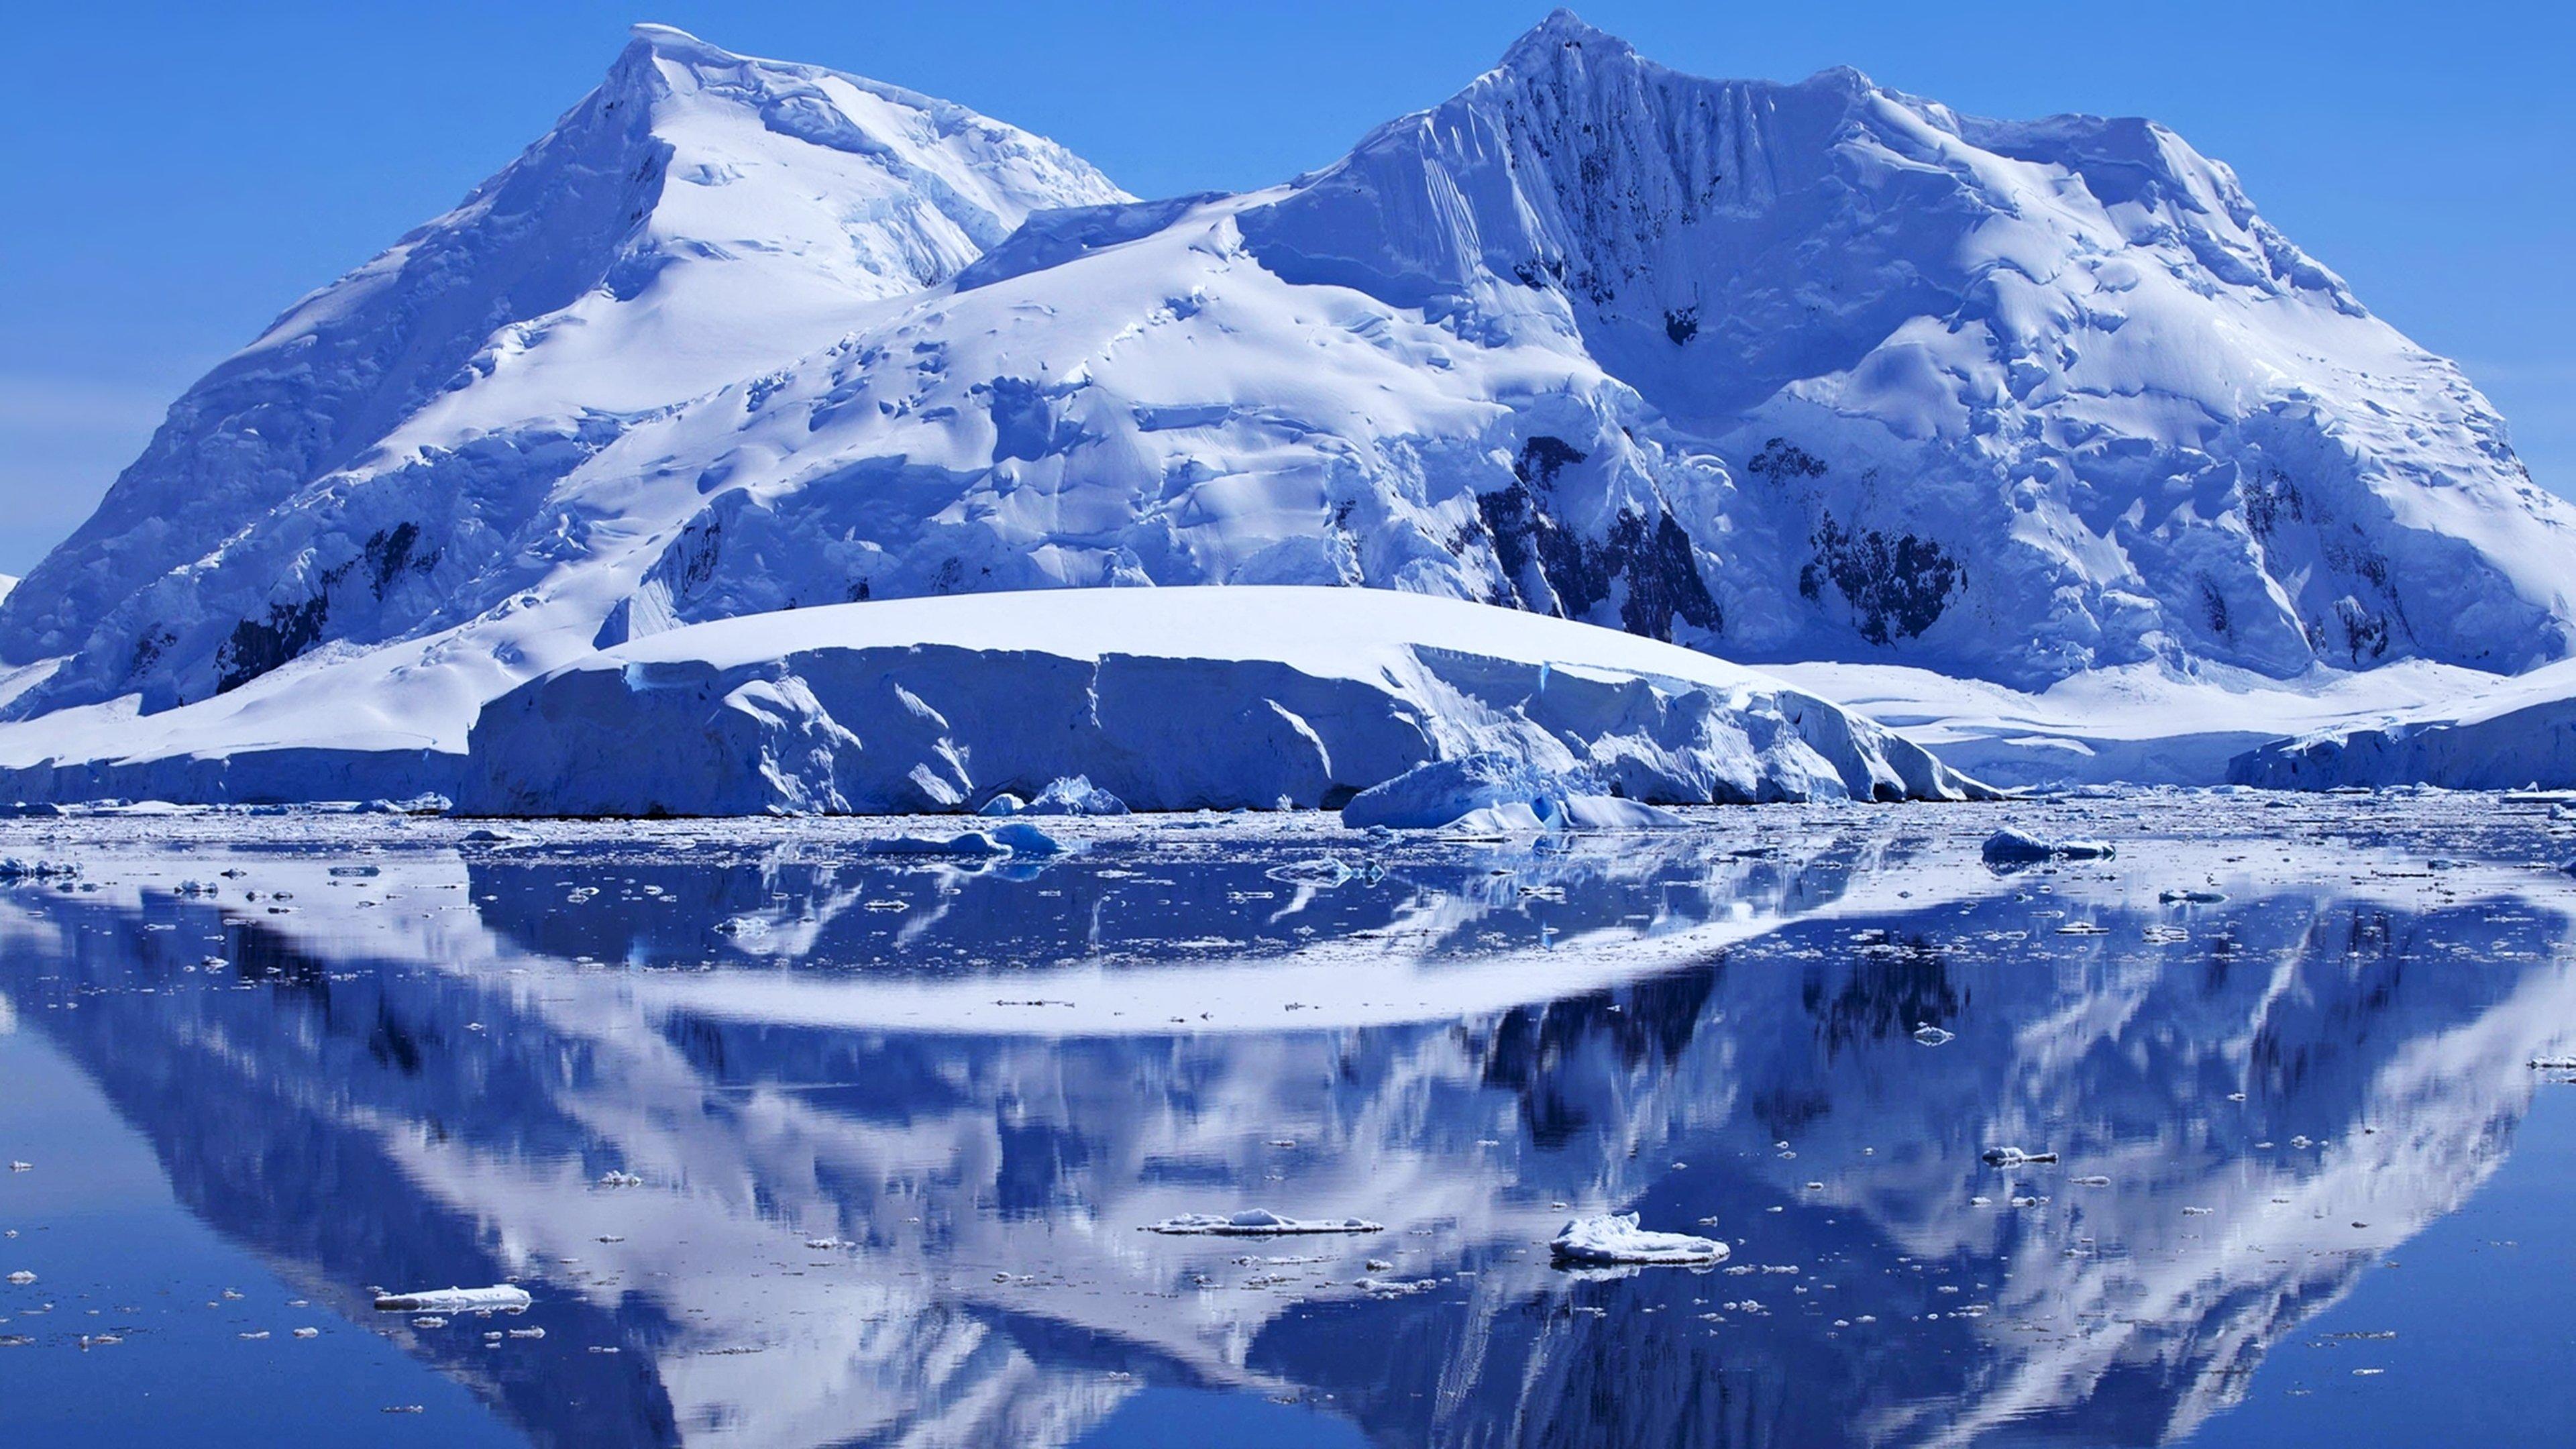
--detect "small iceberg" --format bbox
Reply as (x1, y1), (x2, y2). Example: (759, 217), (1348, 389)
(859, 831), (1011, 857)
(1144, 1210), (1383, 1236)
(0, 858), (81, 881)
(861, 824), (1072, 859)
(1022, 775), (1129, 816)
(1981, 828), (2114, 865)
(372, 1285), (532, 1314)
(1341, 753), (1687, 834)
(2158, 887), (2226, 904)
(989, 821), (1073, 857)
(1550, 1213), (1729, 1267)
(1980, 1147), (2059, 1167)
(983, 776), (1128, 817)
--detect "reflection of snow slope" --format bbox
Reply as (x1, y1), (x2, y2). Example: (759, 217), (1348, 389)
(3, 813), (2573, 1446)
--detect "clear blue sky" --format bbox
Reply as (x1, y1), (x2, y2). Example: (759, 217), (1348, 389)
(2, 1), (2568, 575)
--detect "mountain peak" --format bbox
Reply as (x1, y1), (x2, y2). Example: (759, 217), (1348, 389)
(1498, 8), (1632, 68)
(624, 21), (723, 58)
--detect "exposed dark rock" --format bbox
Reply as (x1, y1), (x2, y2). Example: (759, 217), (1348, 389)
(217, 596), (331, 695)
(1474, 436), (1720, 641)
(1801, 517), (1961, 645)
(1746, 437), (1829, 484)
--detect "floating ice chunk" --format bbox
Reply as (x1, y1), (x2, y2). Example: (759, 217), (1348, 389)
(6, 1271), (34, 1285)
(1144, 1210), (1383, 1236)
(1356, 1277), (1436, 1295)
(1980, 1147), (2059, 1167)
(327, 865), (382, 878)
(989, 822), (1072, 857)
(597, 1171), (643, 1187)
(0, 859), (80, 881)
(976, 793), (1027, 817)
(371, 794), (451, 815)
(1550, 1213), (1729, 1267)
(2529, 1057), (2576, 1070)
(372, 1285), (532, 1314)
(2159, 887), (2227, 904)
(1981, 828), (2114, 865)
(1341, 753), (1687, 833)
(1911, 1023), (1956, 1046)
(458, 828), (535, 847)
(859, 831), (1010, 857)
(292, 1327), (319, 1338)
(1021, 776), (1128, 816)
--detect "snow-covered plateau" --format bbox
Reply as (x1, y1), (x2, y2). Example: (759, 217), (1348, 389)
(0, 12), (2567, 801)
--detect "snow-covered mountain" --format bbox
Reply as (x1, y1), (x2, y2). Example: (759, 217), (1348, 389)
(0, 22), (1125, 714)
(0, 13), (2566, 794)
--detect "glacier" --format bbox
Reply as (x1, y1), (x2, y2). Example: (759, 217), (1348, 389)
(2228, 655), (2576, 789)
(0, 13), (2566, 800)
(457, 586), (1987, 816)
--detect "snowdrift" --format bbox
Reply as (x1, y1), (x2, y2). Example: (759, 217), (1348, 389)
(458, 587), (1990, 816)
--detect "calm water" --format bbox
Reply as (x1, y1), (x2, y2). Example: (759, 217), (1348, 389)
(3, 794), (2574, 1447)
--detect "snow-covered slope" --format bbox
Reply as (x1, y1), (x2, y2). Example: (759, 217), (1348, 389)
(1766, 655), (2536, 787)
(0, 13), (2565, 799)
(2229, 655), (2576, 789)
(0, 23), (1124, 714)
(460, 586), (1987, 814)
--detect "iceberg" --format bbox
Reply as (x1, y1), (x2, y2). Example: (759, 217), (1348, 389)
(372, 1285), (533, 1314)
(1549, 1213), (1729, 1267)
(1982, 829), (2116, 866)
(1144, 1210), (1384, 1237)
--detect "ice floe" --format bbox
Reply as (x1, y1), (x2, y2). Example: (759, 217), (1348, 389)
(1549, 1213), (1729, 1267)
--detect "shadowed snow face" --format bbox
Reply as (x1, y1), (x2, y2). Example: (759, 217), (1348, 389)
(4, 793), (2574, 1446)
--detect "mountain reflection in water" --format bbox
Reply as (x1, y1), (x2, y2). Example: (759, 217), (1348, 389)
(2, 806), (2573, 1448)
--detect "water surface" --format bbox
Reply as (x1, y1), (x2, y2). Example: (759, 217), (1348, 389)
(3, 794), (2573, 1446)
